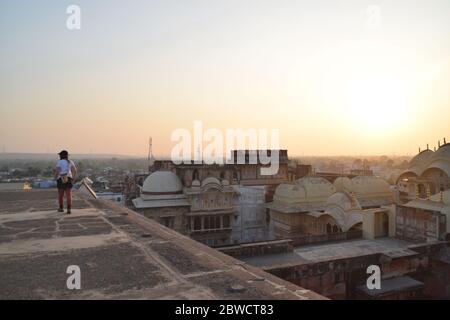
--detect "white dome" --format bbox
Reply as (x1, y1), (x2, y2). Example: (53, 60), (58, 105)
(142, 171), (183, 194)
(191, 179), (201, 188)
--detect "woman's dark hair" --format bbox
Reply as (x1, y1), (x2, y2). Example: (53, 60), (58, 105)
(58, 150), (69, 160)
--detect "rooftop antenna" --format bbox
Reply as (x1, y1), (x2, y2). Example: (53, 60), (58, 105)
(148, 136), (154, 169)
(438, 140), (441, 148)
(444, 137), (447, 144)
(427, 143), (429, 150)
(148, 137), (152, 162)
(419, 147), (421, 153)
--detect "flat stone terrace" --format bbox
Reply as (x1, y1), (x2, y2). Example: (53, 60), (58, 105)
(241, 238), (427, 269)
(0, 189), (324, 300)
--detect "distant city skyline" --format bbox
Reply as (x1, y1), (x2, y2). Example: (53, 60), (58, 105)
(1, 0), (449, 156)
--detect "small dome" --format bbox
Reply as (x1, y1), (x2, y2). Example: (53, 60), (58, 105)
(410, 149), (434, 166)
(142, 171), (183, 194)
(201, 177), (221, 188)
(191, 179), (201, 187)
(430, 143), (450, 161)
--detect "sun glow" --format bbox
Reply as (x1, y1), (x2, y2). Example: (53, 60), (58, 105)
(344, 74), (410, 134)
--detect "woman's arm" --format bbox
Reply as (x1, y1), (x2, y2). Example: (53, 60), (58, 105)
(54, 166), (60, 180)
(71, 162), (78, 181)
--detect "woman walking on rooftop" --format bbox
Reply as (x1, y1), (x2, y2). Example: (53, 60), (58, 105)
(55, 150), (77, 214)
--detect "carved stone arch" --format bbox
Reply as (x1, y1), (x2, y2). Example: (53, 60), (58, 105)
(318, 214), (338, 234)
(323, 207), (347, 231)
(193, 169), (200, 181)
(348, 221), (362, 232)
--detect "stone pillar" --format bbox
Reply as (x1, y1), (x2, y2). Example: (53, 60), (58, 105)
(387, 205), (396, 237)
(362, 212), (375, 239)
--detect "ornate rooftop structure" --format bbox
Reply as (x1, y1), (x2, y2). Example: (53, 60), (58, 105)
(334, 176), (393, 207)
(272, 177), (336, 211)
(398, 143), (450, 181)
(397, 140), (450, 201)
(268, 175), (394, 239)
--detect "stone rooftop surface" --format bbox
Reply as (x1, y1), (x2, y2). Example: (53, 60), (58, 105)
(242, 238), (429, 269)
(0, 189), (324, 300)
(356, 276), (424, 297)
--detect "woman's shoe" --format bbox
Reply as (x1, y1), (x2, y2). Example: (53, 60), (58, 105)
(58, 208), (64, 213)
(66, 208), (71, 214)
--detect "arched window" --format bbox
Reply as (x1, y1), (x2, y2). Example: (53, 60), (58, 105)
(193, 169), (199, 181)
(204, 216), (210, 230)
(332, 225), (339, 233)
(326, 223), (332, 234)
(418, 184), (426, 198)
(194, 217), (201, 230)
(215, 216), (221, 229)
(223, 215), (230, 228)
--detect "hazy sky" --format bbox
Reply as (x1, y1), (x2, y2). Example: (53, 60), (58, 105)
(0, 0), (449, 157)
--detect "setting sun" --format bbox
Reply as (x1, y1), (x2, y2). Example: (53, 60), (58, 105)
(345, 74), (410, 134)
